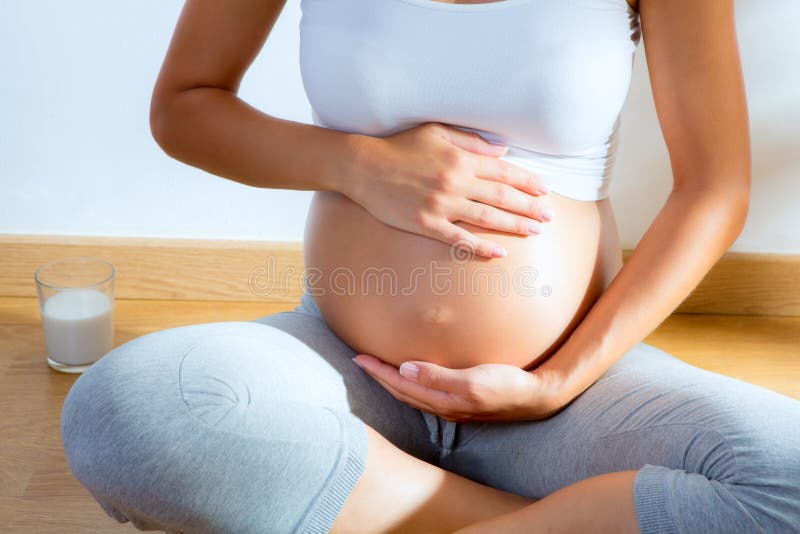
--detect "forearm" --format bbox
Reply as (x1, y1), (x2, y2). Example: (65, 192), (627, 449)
(149, 87), (371, 195)
(534, 187), (749, 411)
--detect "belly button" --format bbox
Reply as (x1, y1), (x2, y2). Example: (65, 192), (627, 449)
(421, 305), (453, 325)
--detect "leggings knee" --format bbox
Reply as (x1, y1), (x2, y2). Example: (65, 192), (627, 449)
(646, 419), (800, 532)
(61, 322), (369, 533)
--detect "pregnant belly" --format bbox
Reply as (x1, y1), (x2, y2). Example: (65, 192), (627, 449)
(303, 190), (623, 370)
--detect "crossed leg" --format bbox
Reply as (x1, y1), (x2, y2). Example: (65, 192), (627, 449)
(61, 299), (800, 533)
(438, 343), (800, 533)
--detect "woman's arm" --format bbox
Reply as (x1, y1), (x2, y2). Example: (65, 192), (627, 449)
(532, 0), (751, 415)
(150, 0), (365, 193)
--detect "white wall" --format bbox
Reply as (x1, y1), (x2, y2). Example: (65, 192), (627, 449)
(1, 0), (798, 252)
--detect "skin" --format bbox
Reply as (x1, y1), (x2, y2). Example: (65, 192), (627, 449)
(304, 188), (622, 370)
(150, 0), (750, 531)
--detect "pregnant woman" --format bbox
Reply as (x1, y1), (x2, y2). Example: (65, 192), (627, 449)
(61, 0), (800, 532)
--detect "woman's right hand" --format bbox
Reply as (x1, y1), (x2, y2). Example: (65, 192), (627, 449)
(343, 122), (553, 259)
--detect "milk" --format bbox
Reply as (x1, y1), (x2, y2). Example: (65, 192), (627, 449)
(41, 288), (114, 366)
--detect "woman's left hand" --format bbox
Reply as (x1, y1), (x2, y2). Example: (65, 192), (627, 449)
(352, 353), (563, 422)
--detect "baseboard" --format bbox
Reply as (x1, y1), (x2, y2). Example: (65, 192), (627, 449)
(3, 234), (798, 316)
(2, 235), (305, 304)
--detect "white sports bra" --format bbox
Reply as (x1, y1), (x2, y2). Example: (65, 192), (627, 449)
(298, 0), (642, 201)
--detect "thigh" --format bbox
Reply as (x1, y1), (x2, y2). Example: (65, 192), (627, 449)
(440, 342), (800, 499)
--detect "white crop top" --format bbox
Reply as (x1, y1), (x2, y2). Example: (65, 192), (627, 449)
(298, 0), (642, 201)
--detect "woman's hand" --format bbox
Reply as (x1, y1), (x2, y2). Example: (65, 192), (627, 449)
(351, 353), (563, 422)
(343, 122), (553, 259)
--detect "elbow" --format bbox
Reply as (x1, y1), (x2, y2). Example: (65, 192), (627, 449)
(722, 169), (752, 238)
(149, 88), (191, 159)
(711, 182), (751, 246)
(149, 96), (177, 156)
(149, 86), (220, 160)
(727, 187), (750, 239)
(675, 171), (751, 242)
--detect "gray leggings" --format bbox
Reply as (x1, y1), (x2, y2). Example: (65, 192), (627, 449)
(61, 291), (800, 533)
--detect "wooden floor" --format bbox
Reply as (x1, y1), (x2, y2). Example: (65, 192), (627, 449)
(1, 296), (798, 533)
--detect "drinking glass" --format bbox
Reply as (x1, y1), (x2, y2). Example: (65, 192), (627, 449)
(34, 257), (115, 373)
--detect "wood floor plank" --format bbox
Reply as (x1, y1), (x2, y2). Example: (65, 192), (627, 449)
(0, 496), (19, 527)
(645, 314), (800, 399)
(0, 443), (37, 499)
(4, 495), (138, 533)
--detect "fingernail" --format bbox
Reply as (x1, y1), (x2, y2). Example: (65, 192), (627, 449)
(528, 221), (542, 234)
(538, 182), (551, 194)
(491, 245), (507, 258)
(541, 207), (554, 221)
(400, 362), (419, 380)
(352, 357), (364, 368)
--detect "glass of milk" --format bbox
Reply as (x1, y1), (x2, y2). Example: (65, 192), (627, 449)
(34, 257), (115, 373)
